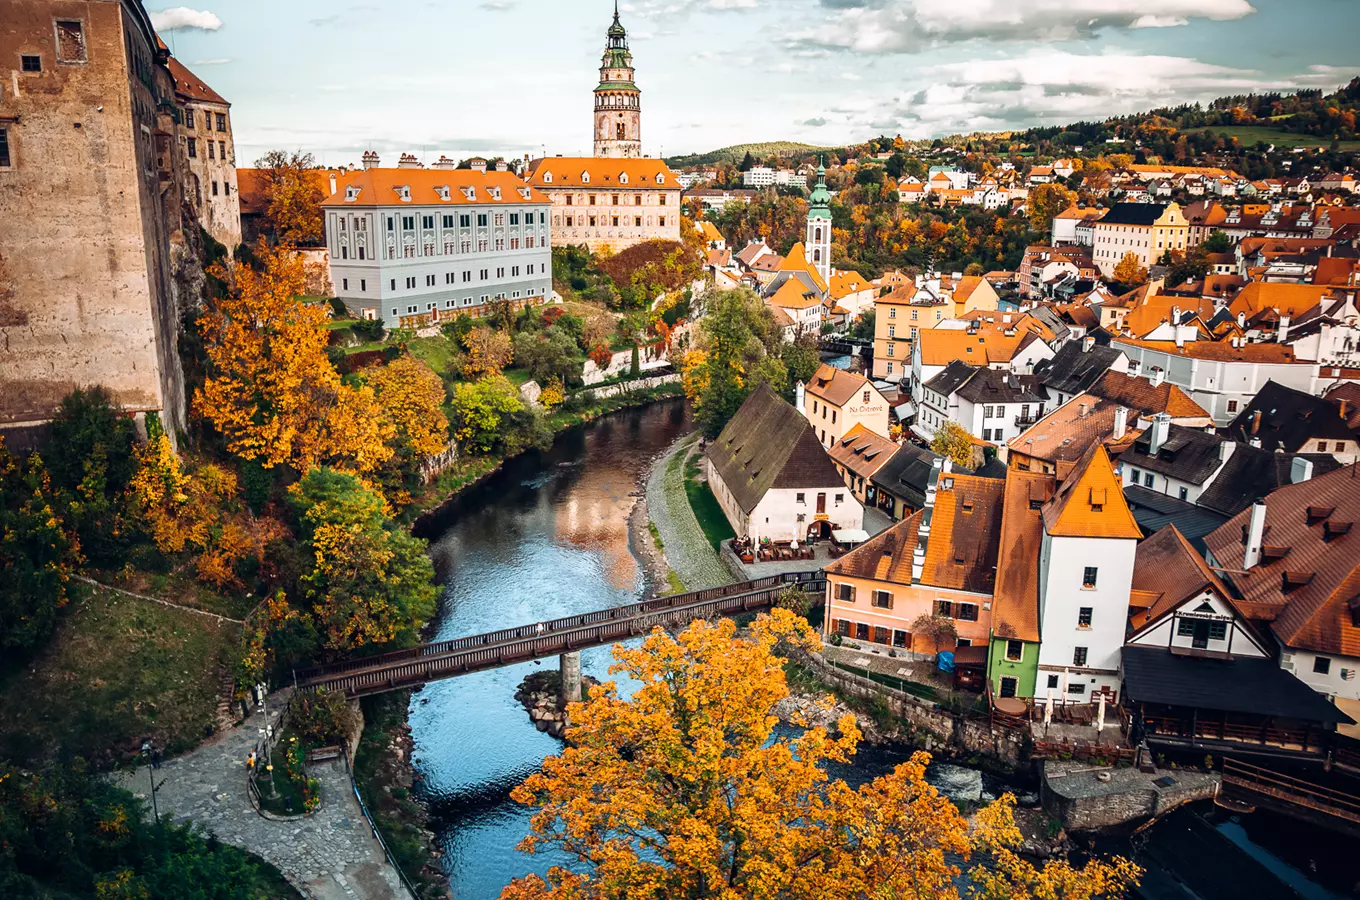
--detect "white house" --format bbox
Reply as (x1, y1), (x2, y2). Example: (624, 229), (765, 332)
(916, 361), (1047, 445)
(1035, 446), (1142, 705)
(706, 383), (865, 544)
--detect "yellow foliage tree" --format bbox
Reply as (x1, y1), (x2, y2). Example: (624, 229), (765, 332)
(196, 241), (394, 475)
(930, 421), (976, 470)
(1027, 183), (1076, 230)
(461, 326), (515, 380)
(255, 149), (324, 247)
(1113, 252), (1149, 286)
(539, 377), (565, 409)
(366, 355), (451, 459)
(503, 610), (1139, 900)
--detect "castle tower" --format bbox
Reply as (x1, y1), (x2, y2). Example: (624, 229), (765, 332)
(806, 158), (833, 286)
(593, 3), (642, 158)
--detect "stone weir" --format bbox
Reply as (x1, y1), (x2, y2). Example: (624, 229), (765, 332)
(514, 667), (602, 740)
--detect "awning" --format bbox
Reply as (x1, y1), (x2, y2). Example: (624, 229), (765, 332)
(894, 402), (916, 420)
(831, 528), (870, 544)
(1122, 645), (1353, 725)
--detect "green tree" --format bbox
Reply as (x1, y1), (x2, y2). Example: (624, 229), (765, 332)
(629, 344), (641, 378)
(289, 468), (437, 653)
(778, 333), (822, 393)
(1201, 229), (1232, 253)
(681, 288), (781, 437)
(449, 376), (526, 453)
(44, 387), (137, 494)
(0, 440), (77, 653)
(930, 421), (975, 470)
(513, 328), (586, 385)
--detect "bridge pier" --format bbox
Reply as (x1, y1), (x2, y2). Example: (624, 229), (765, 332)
(559, 651), (582, 705)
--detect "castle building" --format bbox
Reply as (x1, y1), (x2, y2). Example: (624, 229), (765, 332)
(323, 159), (553, 329)
(594, 3), (641, 159)
(168, 56), (240, 251)
(1, 0), (192, 440)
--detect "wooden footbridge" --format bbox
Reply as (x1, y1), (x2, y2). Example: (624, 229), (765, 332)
(1220, 759), (1360, 837)
(293, 572), (826, 699)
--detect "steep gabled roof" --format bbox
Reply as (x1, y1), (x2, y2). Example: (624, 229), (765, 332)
(1042, 445), (1142, 539)
(1225, 380), (1356, 455)
(1037, 342), (1124, 396)
(1091, 371), (1209, 420)
(1196, 446), (1343, 518)
(1121, 424), (1229, 487)
(806, 364), (873, 408)
(768, 278), (822, 311)
(991, 471), (1055, 643)
(779, 242), (828, 294)
(828, 424), (899, 480)
(706, 384), (844, 514)
(1129, 525), (1245, 633)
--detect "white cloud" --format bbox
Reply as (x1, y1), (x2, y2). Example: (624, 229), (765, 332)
(479, 0), (515, 10)
(795, 0), (1254, 53)
(190, 58), (233, 65)
(861, 51), (1329, 138)
(622, 0), (757, 17)
(149, 7), (223, 32)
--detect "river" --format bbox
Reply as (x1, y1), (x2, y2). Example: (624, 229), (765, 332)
(409, 399), (1350, 900)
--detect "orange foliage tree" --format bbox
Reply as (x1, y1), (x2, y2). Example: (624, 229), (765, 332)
(502, 610), (1140, 900)
(1113, 252), (1149, 286)
(254, 149), (325, 246)
(366, 355), (451, 460)
(196, 242), (393, 475)
(461, 326), (515, 380)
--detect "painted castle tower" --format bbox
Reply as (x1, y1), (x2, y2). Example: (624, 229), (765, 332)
(593, 4), (642, 158)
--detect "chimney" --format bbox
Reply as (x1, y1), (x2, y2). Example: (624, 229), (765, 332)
(1218, 440), (1235, 463)
(1249, 437), (1261, 448)
(362, 150), (380, 170)
(1112, 406), (1129, 441)
(1149, 413), (1172, 455)
(1149, 367), (1165, 388)
(1278, 315), (1291, 344)
(432, 155), (458, 170)
(1078, 401), (1089, 418)
(1244, 500), (1268, 569)
(1291, 456), (1314, 484)
(795, 381), (806, 414)
(1237, 311), (1246, 328)
(495, 160), (508, 172)
(1250, 410), (1262, 435)
(398, 153), (421, 169)
(914, 459), (944, 584)
(469, 157), (487, 173)
(328, 172), (337, 196)
(1083, 335), (1095, 353)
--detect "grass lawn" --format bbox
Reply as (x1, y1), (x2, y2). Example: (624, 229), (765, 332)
(0, 583), (238, 767)
(681, 449), (735, 552)
(323, 317), (358, 331)
(1198, 126), (1360, 150)
(502, 366), (534, 388)
(94, 567), (258, 620)
(406, 334), (459, 373)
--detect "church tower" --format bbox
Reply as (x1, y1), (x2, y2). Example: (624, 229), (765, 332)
(806, 158), (833, 286)
(593, 3), (642, 159)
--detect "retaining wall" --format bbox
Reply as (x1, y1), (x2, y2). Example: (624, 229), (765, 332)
(577, 373), (681, 402)
(1040, 760), (1219, 831)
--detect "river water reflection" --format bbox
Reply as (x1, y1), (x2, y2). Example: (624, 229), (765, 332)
(409, 399), (1347, 900)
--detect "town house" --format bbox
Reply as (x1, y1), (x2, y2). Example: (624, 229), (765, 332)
(799, 364), (890, 449)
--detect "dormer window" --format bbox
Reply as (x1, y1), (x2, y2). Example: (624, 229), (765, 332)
(436, 186), (451, 201)
(397, 185), (411, 202)
(656, 174), (665, 184)
(543, 172), (553, 184)
(345, 186), (360, 202)
(489, 187), (501, 200)
(581, 172), (591, 184)
(461, 186), (477, 201)
(619, 173), (629, 185)
(518, 187), (531, 200)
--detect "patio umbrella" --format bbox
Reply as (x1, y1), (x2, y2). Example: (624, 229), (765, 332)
(1044, 690), (1053, 727)
(1096, 694), (1106, 733)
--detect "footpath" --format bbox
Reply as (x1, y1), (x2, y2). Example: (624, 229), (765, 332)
(644, 433), (736, 591)
(115, 697), (410, 900)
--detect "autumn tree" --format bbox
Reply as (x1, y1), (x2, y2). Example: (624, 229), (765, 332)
(450, 375), (525, 453)
(289, 468), (437, 652)
(1027, 183), (1076, 230)
(197, 241), (394, 475)
(254, 149), (325, 246)
(911, 612), (959, 654)
(930, 421), (975, 470)
(1112, 252), (1149, 286)
(680, 287), (782, 437)
(366, 355), (451, 460)
(0, 438), (77, 653)
(461, 326), (515, 380)
(502, 610), (1139, 900)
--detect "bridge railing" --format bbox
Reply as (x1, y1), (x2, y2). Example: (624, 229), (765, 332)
(297, 575), (825, 697)
(1222, 758), (1360, 824)
(295, 572), (824, 683)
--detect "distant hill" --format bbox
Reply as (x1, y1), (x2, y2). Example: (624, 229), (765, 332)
(665, 141), (833, 168)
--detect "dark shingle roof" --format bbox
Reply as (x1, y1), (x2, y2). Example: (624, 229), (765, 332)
(954, 369), (1047, 406)
(1121, 424), (1229, 487)
(1036, 342), (1125, 397)
(1122, 645), (1352, 724)
(1225, 380), (1356, 455)
(870, 444), (972, 509)
(1122, 485), (1228, 553)
(1097, 202), (1169, 227)
(706, 383), (845, 514)
(1196, 447), (1343, 517)
(922, 360), (979, 398)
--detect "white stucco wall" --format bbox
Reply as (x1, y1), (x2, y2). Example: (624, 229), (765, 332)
(749, 486), (863, 544)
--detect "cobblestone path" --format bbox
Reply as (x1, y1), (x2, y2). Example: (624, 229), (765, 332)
(645, 433), (736, 591)
(115, 697), (409, 900)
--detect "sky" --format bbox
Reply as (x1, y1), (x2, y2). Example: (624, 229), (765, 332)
(151, 0), (1360, 168)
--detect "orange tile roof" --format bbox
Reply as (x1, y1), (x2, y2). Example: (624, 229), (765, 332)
(916, 328), (1042, 367)
(1130, 164), (1236, 178)
(1007, 394), (1140, 470)
(168, 57), (228, 106)
(830, 272), (872, 300)
(320, 168), (549, 208)
(1229, 282), (1333, 320)
(1041, 444), (1142, 539)
(780, 242), (828, 294)
(768, 278), (823, 311)
(826, 473), (1005, 593)
(806, 363), (872, 407)
(237, 167), (344, 216)
(828, 424), (898, 480)
(699, 220), (724, 244)
(1091, 370), (1209, 420)
(952, 275), (985, 305)
(991, 470), (1055, 642)
(1120, 294), (1218, 339)
(1113, 337), (1299, 364)
(524, 157), (681, 190)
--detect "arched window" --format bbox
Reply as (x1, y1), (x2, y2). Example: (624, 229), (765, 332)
(813, 249), (821, 262)
(814, 227), (822, 241)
